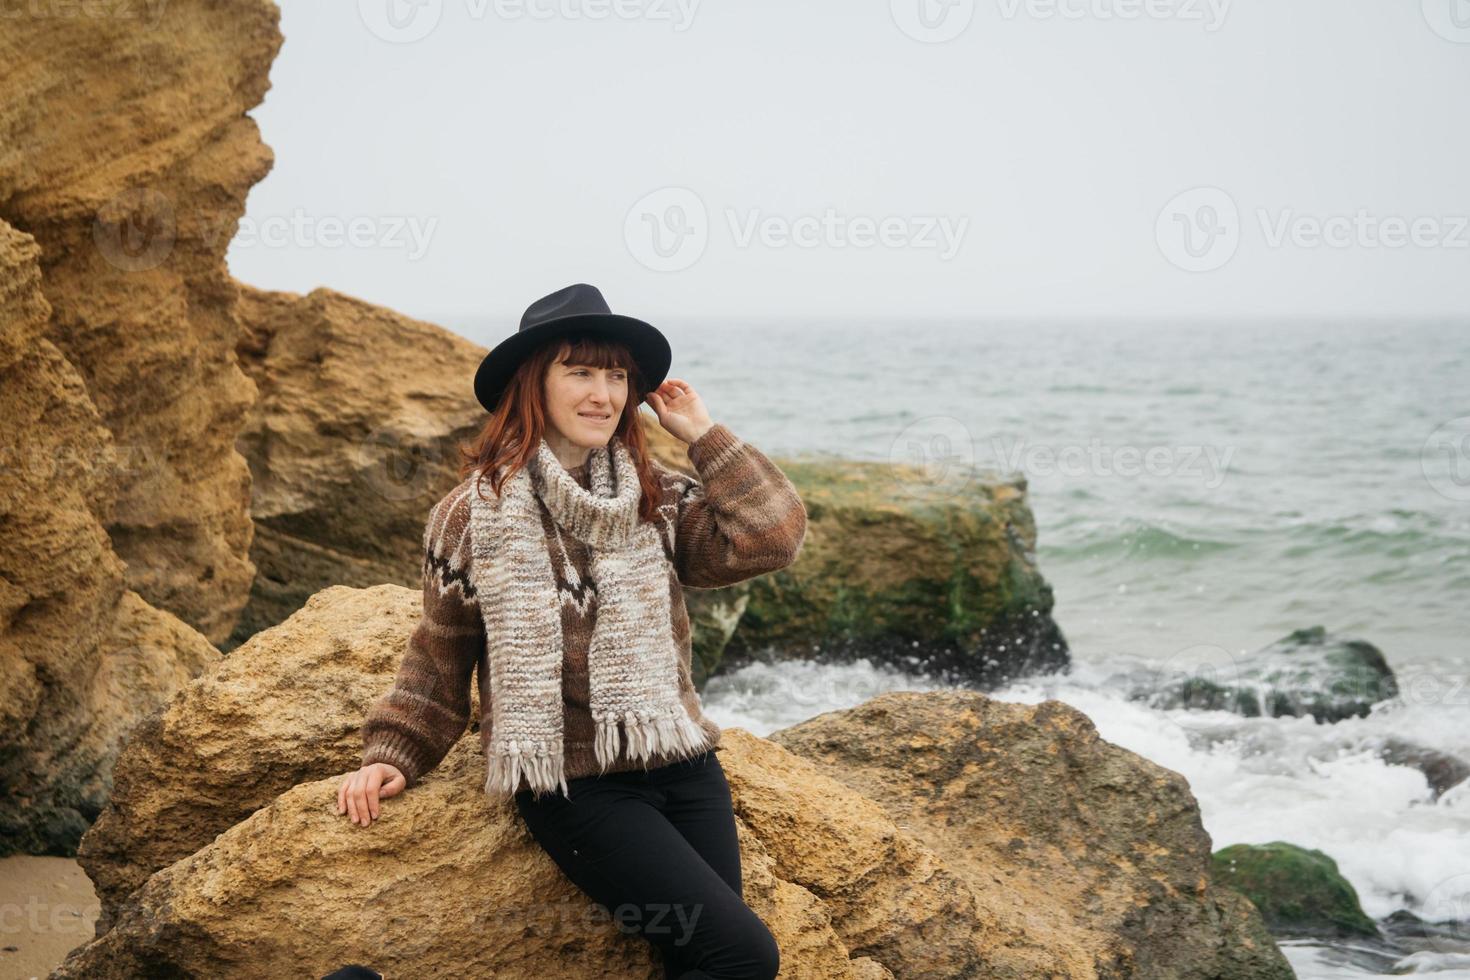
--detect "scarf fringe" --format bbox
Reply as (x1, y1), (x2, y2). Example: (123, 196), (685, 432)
(593, 707), (710, 773)
(485, 740), (569, 800)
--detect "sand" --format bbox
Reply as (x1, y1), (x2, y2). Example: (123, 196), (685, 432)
(0, 856), (98, 980)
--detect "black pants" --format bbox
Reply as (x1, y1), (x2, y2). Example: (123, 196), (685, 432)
(514, 748), (780, 980)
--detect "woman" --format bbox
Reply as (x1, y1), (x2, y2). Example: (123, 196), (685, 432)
(336, 284), (806, 980)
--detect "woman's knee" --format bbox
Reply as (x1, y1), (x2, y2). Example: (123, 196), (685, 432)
(712, 916), (779, 980)
(748, 923), (780, 980)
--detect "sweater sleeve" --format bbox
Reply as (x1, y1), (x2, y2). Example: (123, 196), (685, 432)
(669, 422), (808, 589)
(360, 486), (485, 789)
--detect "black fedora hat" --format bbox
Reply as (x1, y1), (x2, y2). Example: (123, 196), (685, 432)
(473, 283), (671, 414)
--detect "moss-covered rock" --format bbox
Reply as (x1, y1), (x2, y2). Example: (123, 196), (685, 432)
(722, 458), (1069, 688)
(1212, 841), (1379, 938)
(684, 583), (749, 688)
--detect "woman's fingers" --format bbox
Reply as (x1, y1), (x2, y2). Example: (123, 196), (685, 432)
(354, 779), (371, 826)
(379, 767), (404, 798)
(335, 768), (394, 826)
(365, 768), (383, 821)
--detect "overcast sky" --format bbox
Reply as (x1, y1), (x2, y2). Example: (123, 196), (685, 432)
(228, 0), (1470, 331)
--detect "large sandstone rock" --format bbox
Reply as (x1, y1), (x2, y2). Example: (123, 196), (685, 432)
(725, 460), (1070, 687)
(57, 723), (1291, 980)
(80, 578), (734, 931)
(72, 583), (1287, 977)
(1, 221), (220, 856)
(56, 734), (908, 980)
(0, 1), (282, 645)
(230, 286), (488, 648)
(769, 690), (1293, 979)
(78, 583), (435, 932)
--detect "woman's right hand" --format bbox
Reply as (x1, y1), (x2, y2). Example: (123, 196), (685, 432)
(337, 763), (406, 827)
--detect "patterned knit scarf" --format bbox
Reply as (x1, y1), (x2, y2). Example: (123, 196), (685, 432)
(468, 433), (711, 800)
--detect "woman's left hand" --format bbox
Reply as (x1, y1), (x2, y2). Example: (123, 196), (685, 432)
(645, 378), (715, 445)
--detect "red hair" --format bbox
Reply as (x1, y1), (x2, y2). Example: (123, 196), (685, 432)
(459, 334), (663, 524)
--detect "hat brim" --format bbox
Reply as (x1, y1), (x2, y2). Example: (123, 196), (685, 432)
(473, 313), (671, 415)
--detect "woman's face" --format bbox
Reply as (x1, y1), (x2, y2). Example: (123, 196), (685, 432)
(543, 349), (629, 448)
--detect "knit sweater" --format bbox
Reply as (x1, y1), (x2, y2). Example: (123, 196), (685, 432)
(359, 422), (807, 794)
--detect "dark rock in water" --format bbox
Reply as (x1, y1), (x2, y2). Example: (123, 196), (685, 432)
(1212, 841), (1380, 939)
(1379, 908), (1470, 949)
(1377, 737), (1470, 800)
(1131, 626), (1397, 723)
(719, 458), (1070, 689)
